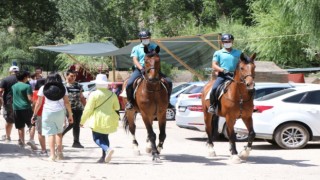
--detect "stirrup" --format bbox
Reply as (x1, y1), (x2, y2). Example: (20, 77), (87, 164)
(207, 105), (216, 114)
(125, 102), (133, 110)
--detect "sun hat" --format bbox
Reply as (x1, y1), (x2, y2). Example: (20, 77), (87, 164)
(9, 66), (19, 72)
(92, 74), (110, 85)
(43, 82), (66, 101)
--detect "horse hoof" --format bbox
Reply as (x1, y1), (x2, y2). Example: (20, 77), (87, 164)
(133, 149), (140, 156)
(230, 155), (241, 164)
(157, 147), (163, 154)
(239, 149), (251, 160)
(152, 155), (161, 163)
(208, 150), (216, 157)
(146, 147), (152, 154)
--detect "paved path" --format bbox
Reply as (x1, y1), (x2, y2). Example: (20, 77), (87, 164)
(1, 113), (320, 180)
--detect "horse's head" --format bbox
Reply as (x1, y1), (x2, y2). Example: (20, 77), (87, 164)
(143, 46), (161, 82)
(236, 53), (256, 90)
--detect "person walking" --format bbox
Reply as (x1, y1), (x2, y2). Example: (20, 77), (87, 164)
(32, 78), (47, 156)
(33, 72), (73, 161)
(11, 71), (37, 150)
(0, 66), (19, 142)
(208, 34), (243, 113)
(62, 70), (86, 148)
(80, 74), (120, 163)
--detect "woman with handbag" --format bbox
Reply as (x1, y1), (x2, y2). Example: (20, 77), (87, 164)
(80, 74), (120, 163)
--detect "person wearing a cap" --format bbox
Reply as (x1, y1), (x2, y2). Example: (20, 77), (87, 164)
(207, 33), (243, 114)
(125, 30), (173, 110)
(0, 65), (19, 142)
(80, 74), (120, 163)
(33, 72), (73, 161)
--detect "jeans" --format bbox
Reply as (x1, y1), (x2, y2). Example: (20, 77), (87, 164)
(62, 109), (82, 142)
(92, 131), (110, 157)
(126, 69), (142, 102)
(210, 72), (230, 104)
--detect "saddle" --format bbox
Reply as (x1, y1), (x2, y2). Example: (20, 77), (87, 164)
(132, 77), (169, 100)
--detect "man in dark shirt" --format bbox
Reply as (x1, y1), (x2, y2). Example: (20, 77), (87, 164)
(62, 70), (86, 148)
(0, 66), (19, 142)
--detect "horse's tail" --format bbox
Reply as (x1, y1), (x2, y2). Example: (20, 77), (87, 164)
(122, 111), (129, 133)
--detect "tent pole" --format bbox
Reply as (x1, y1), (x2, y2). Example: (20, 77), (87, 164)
(155, 41), (205, 81)
(112, 56), (116, 82)
(199, 36), (220, 50)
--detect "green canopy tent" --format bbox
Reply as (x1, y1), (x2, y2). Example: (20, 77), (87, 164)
(31, 34), (221, 81)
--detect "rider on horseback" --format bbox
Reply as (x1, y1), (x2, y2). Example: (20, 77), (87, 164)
(125, 30), (173, 110)
(208, 34), (242, 114)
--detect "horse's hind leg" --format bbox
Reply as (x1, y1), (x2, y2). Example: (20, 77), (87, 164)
(205, 113), (216, 157)
(127, 112), (140, 155)
(239, 117), (255, 160)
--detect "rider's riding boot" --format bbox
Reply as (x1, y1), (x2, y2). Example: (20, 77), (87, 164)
(167, 88), (174, 108)
(208, 91), (216, 114)
(125, 87), (134, 110)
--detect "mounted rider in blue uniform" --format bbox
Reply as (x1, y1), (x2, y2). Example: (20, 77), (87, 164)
(125, 30), (173, 110)
(208, 34), (242, 114)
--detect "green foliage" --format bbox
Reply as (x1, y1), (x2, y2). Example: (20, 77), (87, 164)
(160, 61), (174, 78)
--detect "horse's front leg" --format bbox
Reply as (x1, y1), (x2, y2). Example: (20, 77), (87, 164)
(157, 113), (167, 154)
(226, 117), (241, 164)
(144, 121), (160, 162)
(239, 117), (255, 160)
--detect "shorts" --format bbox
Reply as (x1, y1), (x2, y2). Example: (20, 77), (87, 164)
(13, 109), (33, 129)
(35, 116), (43, 134)
(3, 104), (14, 123)
(42, 109), (65, 136)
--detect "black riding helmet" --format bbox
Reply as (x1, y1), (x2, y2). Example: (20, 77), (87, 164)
(138, 30), (151, 39)
(221, 34), (234, 42)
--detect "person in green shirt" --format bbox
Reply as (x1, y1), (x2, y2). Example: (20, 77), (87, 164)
(11, 71), (37, 150)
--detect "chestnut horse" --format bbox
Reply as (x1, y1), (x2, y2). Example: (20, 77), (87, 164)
(122, 46), (169, 162)
(201, 53), (256, 163)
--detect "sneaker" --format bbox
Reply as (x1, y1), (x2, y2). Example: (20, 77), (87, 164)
(27, 140), (38, 150)
(104, 149), (114, 163)
(125, 102), (133, 110)
(56, 152), (64, 160)
(47, 155), (56, 162)
(18, 139), (25, 148)
(38, 151), (48, 157)
(207, 105), (216, 114)
(72, 142), (84, 148)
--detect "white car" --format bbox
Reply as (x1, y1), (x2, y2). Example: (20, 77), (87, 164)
(175, 82), (311, 140)
(166, 81), (207, 120)
(234, 85), (320, 149)
(79, 81), (96, 99)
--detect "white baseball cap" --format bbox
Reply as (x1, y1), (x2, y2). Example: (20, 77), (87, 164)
(9, 66), (19, 72)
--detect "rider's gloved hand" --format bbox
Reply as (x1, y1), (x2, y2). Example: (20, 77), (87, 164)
(222, 69), (229, 75)
(140, 68), (145, 74)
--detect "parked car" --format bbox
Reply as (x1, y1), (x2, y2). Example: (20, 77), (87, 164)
(175, 82), (311, 140)
(166, 81), (207, 120)
(79, 81), (96, 99)
(234, 85), (320, 149)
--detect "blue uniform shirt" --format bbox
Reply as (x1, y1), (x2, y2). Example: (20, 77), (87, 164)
(130, 43), (158, 67)
(212, 48), (242, 72)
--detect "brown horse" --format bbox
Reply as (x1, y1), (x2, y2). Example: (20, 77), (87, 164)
(122, 46), (169, 162)
(201, 53), (256, 163)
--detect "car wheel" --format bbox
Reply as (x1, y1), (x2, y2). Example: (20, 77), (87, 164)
(166, 108), (175, 120)
(274, 123), (309, 149)
(223, 125), (248, 142)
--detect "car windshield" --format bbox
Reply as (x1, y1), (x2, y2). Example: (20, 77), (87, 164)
(172, 83), (191, 94)
(182, 85), (204, 94)
(256, 88), (296, 101)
